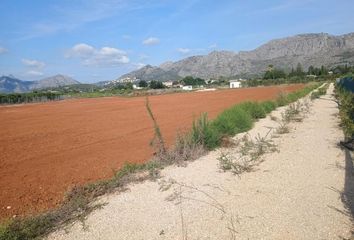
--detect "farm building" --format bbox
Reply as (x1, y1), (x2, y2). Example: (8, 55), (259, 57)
(182, 85), (193, 91)
(229, 80), (241, 88)
(163, 81), (173, 88)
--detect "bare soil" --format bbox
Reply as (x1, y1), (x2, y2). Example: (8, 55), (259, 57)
(0, 85), (303, 220)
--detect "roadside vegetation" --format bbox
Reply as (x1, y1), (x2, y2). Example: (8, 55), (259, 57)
(335, 76), (354, 149)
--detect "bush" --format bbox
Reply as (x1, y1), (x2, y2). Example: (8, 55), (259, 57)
(212, 106), (253, 136)
(336, 86), (354, 139)
(260, 101), (277, 113)
(189, 113), (220, 150)
(239, 101), (266, 119)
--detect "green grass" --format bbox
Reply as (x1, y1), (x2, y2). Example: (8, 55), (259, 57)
(211, 106), (253, 136)
(189, 82), (320, 150)
(260, 101), (277, 114)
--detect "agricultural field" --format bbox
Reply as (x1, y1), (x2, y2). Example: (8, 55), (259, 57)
(0, 84), (304, 220)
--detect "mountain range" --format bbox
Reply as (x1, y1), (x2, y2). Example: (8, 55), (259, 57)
(118, 32), (354, 81)
(2, 32), (354, 93)
(0, 74), (80, 93)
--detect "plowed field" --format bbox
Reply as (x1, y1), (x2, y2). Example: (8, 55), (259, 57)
(0, 85), (303, 220)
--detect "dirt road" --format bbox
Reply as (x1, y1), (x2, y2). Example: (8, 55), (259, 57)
(49, 84), (352, 239)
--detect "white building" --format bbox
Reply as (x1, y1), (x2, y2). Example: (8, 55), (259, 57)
(132, 84), (142, 90)
(229, 80), (241, 88)
(182, 85), (193, 91)
(163, 81), (173, 88)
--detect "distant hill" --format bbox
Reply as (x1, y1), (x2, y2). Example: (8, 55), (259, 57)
(30, 74), (80, 90)
(0, 76), (34, 93)
(0, 74), (80, 93)
(118, 65), (181, 82)
(115, 32), (354, 81)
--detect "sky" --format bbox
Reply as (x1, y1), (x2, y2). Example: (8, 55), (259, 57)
(0, 0), (354, 83)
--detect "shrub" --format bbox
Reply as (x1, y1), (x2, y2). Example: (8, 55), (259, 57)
(212, 106), (253, 136)
(239, 101), (266, 119)
(190, 113), (220, 150)
(260, 101), (277, 113)
(276, 92), (288, 106)
(336, 86), (354, 139)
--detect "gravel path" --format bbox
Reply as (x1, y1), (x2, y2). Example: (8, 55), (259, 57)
(49, 83), (352, 240)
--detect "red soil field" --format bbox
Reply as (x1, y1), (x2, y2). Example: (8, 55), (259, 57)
(0, 85), (304, 220)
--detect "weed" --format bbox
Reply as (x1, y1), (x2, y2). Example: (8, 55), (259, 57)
(218, 131), (277, 175)
(190, 113), (220, 150)
(276, 92), (288, 106)
(145, 97), (166, 155)
(276, 121), (290, 134)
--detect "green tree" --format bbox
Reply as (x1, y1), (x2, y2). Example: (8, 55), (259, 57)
(181, 76), (206, 86)
(149, 80), (165, 89)
(138, 80), (148, 88)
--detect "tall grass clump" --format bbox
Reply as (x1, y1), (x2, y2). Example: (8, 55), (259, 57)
(190, 113), (220, 150)
(276, 92), (288, 106)
(211, 106), (253, 136)
(238, 101), (266, 119)
(260, 101), (277, 114)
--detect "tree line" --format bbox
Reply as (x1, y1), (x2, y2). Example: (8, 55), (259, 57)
(0, 92), (64, 104)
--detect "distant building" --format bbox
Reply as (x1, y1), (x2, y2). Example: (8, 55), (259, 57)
(163, 81), (173, 88)
(119, 77), (138, 83)
(132, 84), (142, 90)
(182, 85), (193, 91)
(229, 80), (241, 88)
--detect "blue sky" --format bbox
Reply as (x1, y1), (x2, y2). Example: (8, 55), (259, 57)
(0, 0), (353, 83)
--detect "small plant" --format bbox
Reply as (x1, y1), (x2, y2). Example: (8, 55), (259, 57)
(276, 92), (288, 106)
(218, 131), (277, 175)
(276, 121), (290, 134)
(218, 152), (233, 171)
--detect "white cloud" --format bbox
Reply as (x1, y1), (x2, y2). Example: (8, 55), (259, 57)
(21, 58), (46, 69)
(177, 48), (191, 54)
(142, 37), (160, 45)
(0, 47), (8, 54)
(67, 43), (130, 67)
(26, 70), (44, 77)
(70, 43), (95, 57)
